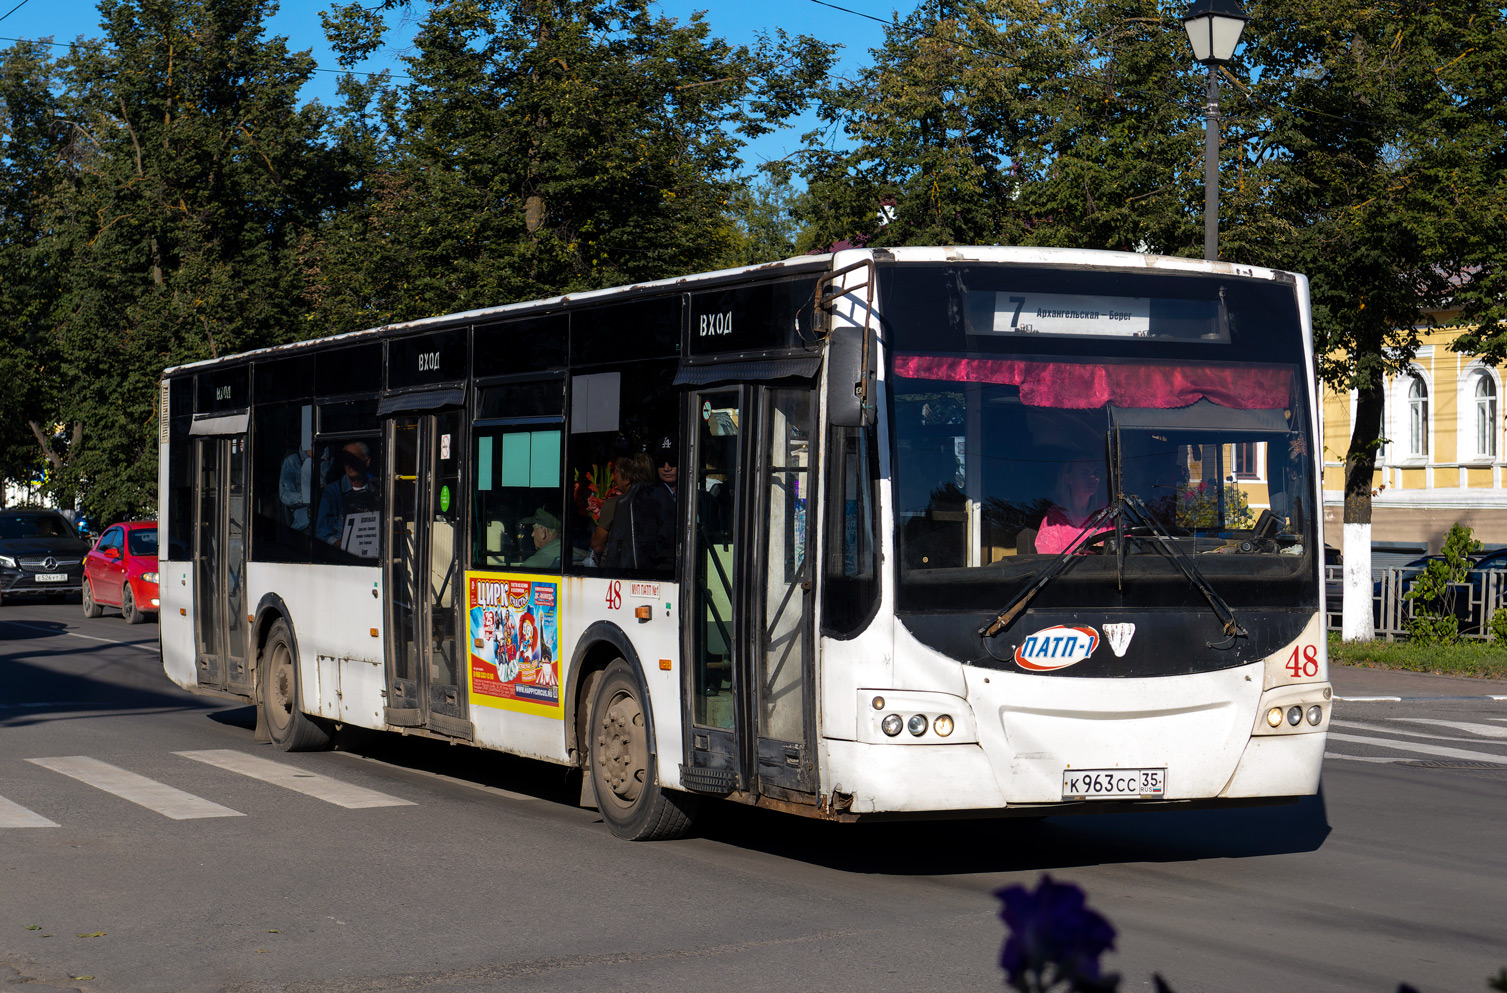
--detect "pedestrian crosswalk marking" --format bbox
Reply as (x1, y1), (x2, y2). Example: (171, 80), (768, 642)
(1390, 718), (1507, 738)
(0, 794), (58, 828)
(1325, 732), (1507, 766)
(175, 749), (415, 809)
(25, 756), (243, 820)
(1332, 719), (1496, 744)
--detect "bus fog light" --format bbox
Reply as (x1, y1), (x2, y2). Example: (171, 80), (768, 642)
(871, 696), (885, 710)
(1286, 706), (1302, 726)
(1306, 705), (1323, 726)
(933, 714), (954, 737)
(881, 714), (903, 737)
(1266, 707), (1283, 728)
(907, 714), (928, 736)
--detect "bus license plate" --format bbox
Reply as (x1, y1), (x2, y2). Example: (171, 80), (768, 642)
(1062, 768), (1165, 800)
(34, 573), (67, 582)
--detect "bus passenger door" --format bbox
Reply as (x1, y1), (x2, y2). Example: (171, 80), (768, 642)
(384, 411), (471, 739)
(193, 434), (250, 694)
(684, 386), (817, 798)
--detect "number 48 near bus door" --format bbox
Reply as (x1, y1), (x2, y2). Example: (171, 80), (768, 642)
(1285, 645), (1319, 679)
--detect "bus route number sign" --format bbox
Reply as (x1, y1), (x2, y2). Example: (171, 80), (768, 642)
(1062, 768), (1165, 800)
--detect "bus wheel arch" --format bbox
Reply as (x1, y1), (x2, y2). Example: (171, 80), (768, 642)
(254, 604), (332, 752)
(564, 621), (656, 770)
(587, 658), (698, 841)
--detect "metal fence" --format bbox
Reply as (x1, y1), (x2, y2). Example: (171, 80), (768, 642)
(1326, 565), (1507, 641)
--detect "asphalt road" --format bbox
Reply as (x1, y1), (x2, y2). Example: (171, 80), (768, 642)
(2, 600), (1505, 993)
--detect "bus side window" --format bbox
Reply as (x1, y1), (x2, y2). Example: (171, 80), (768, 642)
(473, 428), (564, 571)
(311, 436), (382, 563)
(251, 402), (314, 564)
(822, 424), (879, 637)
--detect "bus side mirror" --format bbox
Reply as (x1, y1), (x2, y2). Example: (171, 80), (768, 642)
(827, 323), (874, 428)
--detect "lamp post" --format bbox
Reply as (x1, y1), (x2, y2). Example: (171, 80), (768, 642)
(1183, 0), (1249, 261)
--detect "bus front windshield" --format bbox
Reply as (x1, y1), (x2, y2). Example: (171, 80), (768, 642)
(881, 264), (1318, 658)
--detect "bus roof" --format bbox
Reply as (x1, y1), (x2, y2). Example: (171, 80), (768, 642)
(162, 246), (1296, 376)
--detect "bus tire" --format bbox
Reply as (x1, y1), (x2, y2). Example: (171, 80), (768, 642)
(588, 658), (697, 841)
(259, 618), (332, 752)
(81, 580), (103, 618)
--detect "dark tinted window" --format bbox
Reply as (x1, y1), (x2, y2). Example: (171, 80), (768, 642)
(316, 343), (382, 397)
(257, 355), (315, 403)
(565, 358), (680, 578)
(251, 403), (315, 563)
(570, 297), (681, 366)
(312, 435), (382, 565)
(170, 376), (193, 418)
(477, 379), (566, 420)
(196, 366), (249, 412)
(0, 513), (73, 539)
(319, 399), (380, 435)
(475, 314), (568, 376)
(686, 277), (822, 357)
(389, 327), (468, 389)
(166, 415), (194, 558)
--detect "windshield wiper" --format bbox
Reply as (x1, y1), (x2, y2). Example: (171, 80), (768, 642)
(977, 501), (1121, 639)
(1120, 492), (1247, 647)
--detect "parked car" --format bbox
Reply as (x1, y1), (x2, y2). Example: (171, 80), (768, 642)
(0, 509), (91, 604)
(82, 521), (160, 624)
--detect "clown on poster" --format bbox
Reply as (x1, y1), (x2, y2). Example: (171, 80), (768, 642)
(467, 572), (562, 717)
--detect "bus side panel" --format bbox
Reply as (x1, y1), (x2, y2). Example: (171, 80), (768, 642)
(243, 562), (384, 727)
(547, 576), (682, 783)
(158, 436), (198, 692)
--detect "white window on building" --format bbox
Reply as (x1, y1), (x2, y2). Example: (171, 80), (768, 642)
(1475, 374), (1497, 460)
(1408, 375), (1429, 457)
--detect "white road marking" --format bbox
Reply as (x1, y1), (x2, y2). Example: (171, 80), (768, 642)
(1388, 718), (1507, 738)
(1335, 695), (1402, 702)
(1333, 719), (1500, 744)
(25, 756), (243, 820)
(0, 620), (158, 653)
(176, 749), (415, 809)
(0, 794), (58, 828)
(1325, 732), (1507, 765)
(1323, 753), (1400, 764)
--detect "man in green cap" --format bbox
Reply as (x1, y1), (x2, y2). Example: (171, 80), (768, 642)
(520, 507), (563, 569)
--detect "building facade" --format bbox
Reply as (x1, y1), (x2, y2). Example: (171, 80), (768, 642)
(1322, 325), (1505, 554)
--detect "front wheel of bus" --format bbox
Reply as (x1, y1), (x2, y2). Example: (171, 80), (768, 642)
(260, 618), (332, 752)
(589, 659), (697, 841)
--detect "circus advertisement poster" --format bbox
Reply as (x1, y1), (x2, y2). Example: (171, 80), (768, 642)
(467, 572), (562, 718)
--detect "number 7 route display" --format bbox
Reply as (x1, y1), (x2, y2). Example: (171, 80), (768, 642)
(466, 573), (563, 718)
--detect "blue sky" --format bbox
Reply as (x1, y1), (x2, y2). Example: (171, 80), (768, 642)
(0, 0), (923, 172)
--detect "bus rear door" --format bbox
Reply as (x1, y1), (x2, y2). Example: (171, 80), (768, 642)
(383, 409), (471, 740)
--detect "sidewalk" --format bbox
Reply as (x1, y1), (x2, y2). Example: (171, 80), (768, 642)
(1330, 663), (1507, 700)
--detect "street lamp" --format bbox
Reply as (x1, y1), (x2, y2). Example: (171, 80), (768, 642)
(1183, 0), (1248, 261)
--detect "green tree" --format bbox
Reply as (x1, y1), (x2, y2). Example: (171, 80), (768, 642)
(1239, 0), (1507, 641)
(304, 0), (835, 331)
(40, 0), (351, 520)
(0, 40), (66, 497)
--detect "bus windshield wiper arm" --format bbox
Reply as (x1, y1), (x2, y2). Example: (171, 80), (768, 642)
(1121, 493), (1247, 645)
(978, 501), (1121, 640)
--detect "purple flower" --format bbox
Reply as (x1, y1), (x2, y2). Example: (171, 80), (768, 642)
(996, 875), (1118, 992)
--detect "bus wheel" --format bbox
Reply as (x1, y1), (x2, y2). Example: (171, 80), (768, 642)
(259, 618), (332, 752)
(81, 580), (102, 619)
(589, 659), (697, 841)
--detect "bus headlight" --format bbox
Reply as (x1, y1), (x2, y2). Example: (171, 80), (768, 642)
(1306, 705), (1323, 726)
(881, 714), (903, 737)
(907, 714), (928, 737)
(1286, 706), (1302, 726)
(1266, 707), (1284, 728)
(933, 714), (955, 737)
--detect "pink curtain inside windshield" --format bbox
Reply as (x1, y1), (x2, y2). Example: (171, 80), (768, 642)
(892, 354), (1291, 410)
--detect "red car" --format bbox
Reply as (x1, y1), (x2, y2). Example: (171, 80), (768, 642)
(82, 521), (160, 624)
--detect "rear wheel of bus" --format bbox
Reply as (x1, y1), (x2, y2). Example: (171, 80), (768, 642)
(588, 658), (697, 841)
(259, 618), (332, 752)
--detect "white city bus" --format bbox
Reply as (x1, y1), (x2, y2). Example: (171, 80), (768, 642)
(157, 246), (1329, 840)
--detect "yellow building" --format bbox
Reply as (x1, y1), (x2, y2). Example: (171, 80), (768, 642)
(1321, 325), (1504, 553)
